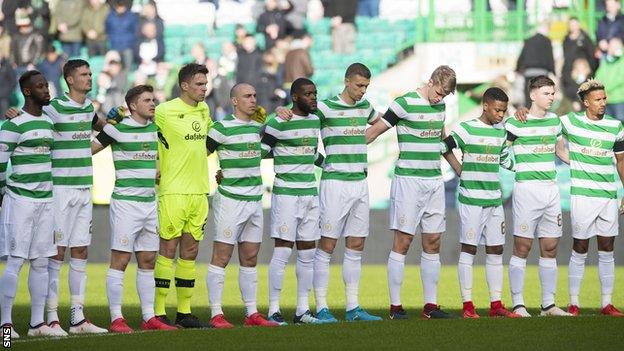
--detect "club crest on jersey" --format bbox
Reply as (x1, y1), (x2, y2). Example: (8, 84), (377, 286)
(590, 139), (602, 148)
(192, 121), (201, 132)
(302, 136), (310, 145)
(350, 118), (358, 126)
(142, 142), (151, 151)
(79, 121), (86, 131)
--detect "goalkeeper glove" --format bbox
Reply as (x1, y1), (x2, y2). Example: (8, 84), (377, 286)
(251, 106), (267, 124)
(106, 106), (127, 125)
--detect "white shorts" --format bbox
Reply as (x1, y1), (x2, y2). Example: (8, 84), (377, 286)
(512, 182), (562, 239)
(319, 179), (369, 239)
(389, 176), (446, 235)
(54, 187), (93, 247)
(212, 191), (263, 245)
(109, 198), (159, 253)
(270, 193), (320, 243)
(459, 204), (506, 247)
(570, 195), (619, 239)
(0, 193), (56, 259)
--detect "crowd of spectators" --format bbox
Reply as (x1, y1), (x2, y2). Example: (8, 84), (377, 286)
(0, 0), (381, 119)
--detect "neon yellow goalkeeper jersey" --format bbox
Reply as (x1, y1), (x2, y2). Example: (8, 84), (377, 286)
(155, 98), (213, 195)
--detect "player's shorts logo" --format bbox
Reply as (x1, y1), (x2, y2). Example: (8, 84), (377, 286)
(192, 121), (201, 132)
(119, 236), (129, 246)
(223, 228), (232, 238)
(590, 139), (602, 148)
(55, 230), (64, 242)
(399, 215), (406, 226)
(466, 230), (475, 240)
(323, 223), (332, 232)
(501, 222), (506, 235)
(574, 223), (581, 232)
(279, 225), (288, 234)
(167, 225), (175, 233)
(9, 238), (16, 251)
(520, 223), (529, 232)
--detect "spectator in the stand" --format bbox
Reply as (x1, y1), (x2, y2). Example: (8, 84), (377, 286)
(3, 0), (51, 41)
(135, 21), (165, 76)
(236, 34), (263, 86)
(37, 44), (64, 97)
(105, 0), (139, 72)
(256, 0), (292, 50)
(0, 21), (10, 59)
(563, 17), (597, 74)
(325, 0), (358, 54)
(515, 21), (554, 106)
(148, 62), (178, 103)
(596, 37), (624, 122)
(218, 41), (237, 80)
(139, 0), (164, 52)
(52, 0), (85, 58)
(358, 0), (380, 17)
(190, 42), (208, 65)
(256, 51), (285, 113)
(10, 11), (44, 74)
(0, 50), (16, 119)
(81, 0), (110, 57)
(596, 0), (624, 57)
(307, 0), (324, 22)
(283, 31), (313, 87)
(96, 57), (126, 115)
(558, 57), (591, 114)
(233, 24), (249, 50)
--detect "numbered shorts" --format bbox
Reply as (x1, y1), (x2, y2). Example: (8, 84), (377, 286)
(212, 190), (263, 245)
(512, 181), (562, 239)
(570, 195), (619, 240)
(459, 204), (506, 247)
(110, 198), (159, 253)
(0, 193), (56, 259)
(158, 194), (209, 241)
(389, 175), (446, 235)
(319, 179), (369, 239)
(270, 193), (320, 242)
(54, 187), (93, 247)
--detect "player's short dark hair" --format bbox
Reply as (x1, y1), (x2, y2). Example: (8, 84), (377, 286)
(63, 59), (90, 81)
(125, 84), (154, 111)
(19, 70), (44, 93)
(482, 87), (509, 104)
(178, 63), (208, 88)
(290, 78), (315, 96)
(528, 75), (555, 92)
(345, 63), (371, 79)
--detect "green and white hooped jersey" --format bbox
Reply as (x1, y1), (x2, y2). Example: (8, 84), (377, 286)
(208, 114), (263, 201)
(383, 91), (445, 179)
(45, 95), (96, 188)
(505, 113), (561, 182)
(318, 96), (377, 181)
(0, 112), (54, 201)
(261, 114), (321, 196)
(443, 118), (514, 207)
(95, 119), (158, 202)
(561, 112), (624, 199)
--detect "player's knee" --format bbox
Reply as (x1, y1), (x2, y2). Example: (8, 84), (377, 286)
(422, 234), (441, 253)
(180, 245), (199, 260)
(53, 246), (67, 261)
(296, 240), (315, 251)
(597, 237), (615, 252)
(70, 246), (88, 259)
(345, 237), (365, 251)
(319, 239), (336, 254)
(572, 240), (589, 254)
(461, 244), (477, 255)
(485, 245), (503, 255)
(136, 252), (157, 270)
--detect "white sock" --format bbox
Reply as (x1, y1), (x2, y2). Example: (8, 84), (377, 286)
(387, 251), (406, 306)
(343, 248), (362, 311)
(598, 251), (615, 308)
(421, 252), (441, 305)
(136, 269), (155, 322)
(29, 258), (49, 327)
(0, 256), (24, 326)
(509, 255), (527, 307)
(46, 259), (62, 323)
(458, 252), (474, 302)
(568, 250), (587, 306)
(106, 268), (124, 322)
(486, 254), (503, 302)
(296, 248), (315, 316)
(239, 266), (258, 317)
(539, 257), (558, 308)
(268, 246), (292, 315)
(69, 258), (87, 325)
(313, 248), (331, 312)
(206, 264), (225, 317)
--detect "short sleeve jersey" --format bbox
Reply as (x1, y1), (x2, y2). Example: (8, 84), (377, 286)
(155, 98), (213, 195)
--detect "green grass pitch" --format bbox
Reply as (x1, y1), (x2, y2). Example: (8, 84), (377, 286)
(4, 264), (624, 350)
